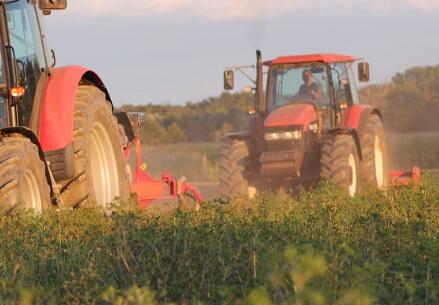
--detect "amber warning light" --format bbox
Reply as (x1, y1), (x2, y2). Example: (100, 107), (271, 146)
(10, 86), (25, 98)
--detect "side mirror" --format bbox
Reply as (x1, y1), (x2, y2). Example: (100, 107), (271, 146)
(38, 0), (67, 10)
(358, 62), (370, 82)
(224, 69), (234, 90)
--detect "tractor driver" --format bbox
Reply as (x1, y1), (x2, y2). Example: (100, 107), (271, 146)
(298, 69), (324, 104)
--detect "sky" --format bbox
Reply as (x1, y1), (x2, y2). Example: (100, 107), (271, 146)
(46, 0), (439, 106)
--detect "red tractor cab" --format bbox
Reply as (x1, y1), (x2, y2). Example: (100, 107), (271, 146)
(220, 51), (387, 197)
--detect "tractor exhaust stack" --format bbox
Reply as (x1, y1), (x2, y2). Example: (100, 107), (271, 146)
(256, 50), (266, 113)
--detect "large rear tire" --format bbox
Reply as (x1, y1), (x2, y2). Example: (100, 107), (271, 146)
(219, 139), (253, 199)
(320, 134), (360, 197)
(0, 134), (51, 213)
(60, 86), (130, 209)
(360, 115), (388, 189)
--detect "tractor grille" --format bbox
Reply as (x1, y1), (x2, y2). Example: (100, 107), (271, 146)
(260, 151), (297, 177)
(266, 140), (295, 152)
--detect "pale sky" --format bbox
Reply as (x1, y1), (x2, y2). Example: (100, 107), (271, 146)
(46, 0), (439, 105)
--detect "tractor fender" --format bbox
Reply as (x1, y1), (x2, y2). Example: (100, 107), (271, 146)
(39, 66), (113, 152)
(224, 113), (266, 153)
(224, 131), (252, 141)
(344, 104), (382, 139)
(326, 127), (363, 160)
(1, 127), (55, 202)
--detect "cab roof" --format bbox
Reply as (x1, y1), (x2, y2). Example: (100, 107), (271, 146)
(264, 54), (357, 66)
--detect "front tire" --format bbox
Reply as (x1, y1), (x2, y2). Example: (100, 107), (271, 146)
(61, 86), (130, 209)
(360, 115), (388, 189)
(0, 134), (51, 213)
(219, 139), (253, 199)
(320, 134), (360, 197)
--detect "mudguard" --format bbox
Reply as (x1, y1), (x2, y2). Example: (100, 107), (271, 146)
(336, 104), (382, 160)
(224, 131), (252, 141)
(1, 127), (55, 202)
(39, 66), (112, 152)
(344, 104), (382, 138)
(224, 114), (266, 154)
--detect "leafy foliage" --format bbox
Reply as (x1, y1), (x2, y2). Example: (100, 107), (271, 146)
(359, 65), (439, 132)
(0, 181), (437, 305)
(118, 92), (253, 145)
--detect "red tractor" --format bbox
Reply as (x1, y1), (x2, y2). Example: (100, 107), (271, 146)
(0, 1), (130, 212)
(220, 51), (388, 198)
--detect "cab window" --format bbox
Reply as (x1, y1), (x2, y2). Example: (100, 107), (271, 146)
(268, 63), (331, 110)
(330, 62), (353, 105)
(0, 48), (7, 128)
(347, 64), (359, 104)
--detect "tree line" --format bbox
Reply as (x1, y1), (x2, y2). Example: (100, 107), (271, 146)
(118, 92), (253, 145)
(119, 65), (439, 145)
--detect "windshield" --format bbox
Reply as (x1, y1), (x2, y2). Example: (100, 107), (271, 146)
(268, 63), (330, 110)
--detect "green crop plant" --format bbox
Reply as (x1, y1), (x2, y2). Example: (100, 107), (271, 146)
(0, 178), (437, 305)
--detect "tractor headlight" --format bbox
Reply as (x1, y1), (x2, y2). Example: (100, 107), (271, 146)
(265, 132), (280, 141)
(265, 131), (302, 141)
(309, 123), (319, 133)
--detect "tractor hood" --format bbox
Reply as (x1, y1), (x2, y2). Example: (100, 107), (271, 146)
(264, 104), (317, 130)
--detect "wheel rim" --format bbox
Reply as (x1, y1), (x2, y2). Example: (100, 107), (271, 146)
(22, 169), (43, 212)
(348, 153), (357, 197)
(89, 121), (120, 207)
(247, 186), (257, 199)
(374, 135), (384, 188)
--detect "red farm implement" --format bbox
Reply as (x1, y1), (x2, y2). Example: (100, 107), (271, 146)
(117, 112), (203, 210)
(389, 167), (421, 186)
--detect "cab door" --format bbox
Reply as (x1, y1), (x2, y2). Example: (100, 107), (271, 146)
(330, 62), (355, 126)
(0, 3), (11, 129)
(0, 45), (9, 129)
(5, 0), (49, 130)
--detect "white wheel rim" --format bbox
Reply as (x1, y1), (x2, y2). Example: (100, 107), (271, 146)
(374, 135), (384, 188)
(348, 153), (357, 197)
(22, 169), (43, 212)
(247, 186), (257, 199)
(89, 121), (120, 207)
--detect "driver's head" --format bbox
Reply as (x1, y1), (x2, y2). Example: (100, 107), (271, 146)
(302, 69), (313, 86)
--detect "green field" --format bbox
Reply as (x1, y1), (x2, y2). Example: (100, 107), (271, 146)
(0, 180), (437, 305)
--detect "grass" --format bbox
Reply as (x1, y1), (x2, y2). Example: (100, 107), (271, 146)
(0, 179), (437, 305)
